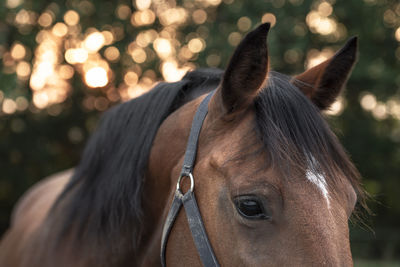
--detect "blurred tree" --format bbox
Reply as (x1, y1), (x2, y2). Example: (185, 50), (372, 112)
(0, 0), (399, 261)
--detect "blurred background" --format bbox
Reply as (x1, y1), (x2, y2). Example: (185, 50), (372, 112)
(0, 0), (399, 264)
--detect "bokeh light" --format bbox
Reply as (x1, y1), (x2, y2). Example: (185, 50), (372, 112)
(16, 61), (31, 79)
(131, 9), (156, 26)
(395, 27), (400, 42)
(360, 93), (377, 111)
(1, 2), (400, 263)
(192, 9), (207, 24)
(136, 0), (152, 10)
(161, 60), (190, 82)
(306, 48), (334, 69)
(84, 32), (105, 52)
(65, 48), (88, 64)
(52, 23), (68, 37)
(318, 2), (333, 17)
(102, 31), (114, 45)
(2, 99), (17, 114)
(153, 38), (173, 59)
(10, 43), (26, 60)
(58, 65), (75, 80)
(131, 47), (147, 63)
(306, 10), (337, 36)
(261, 13), (277, 27)
(6, 0), (23, 9)
(228, 32), (242, 46)
(64, 10), (80, 26)
(237, 17), (252, 32)
(85, 67), (108, 88)
(325, 97), (345, 116)
(116, 5), (132, 20)
(104, 47), (120, 62)
(124, 71), (139, 86)
(206, 54), (221, 67)
(188, 38), (205, 53)
(38, 12), (53, 27)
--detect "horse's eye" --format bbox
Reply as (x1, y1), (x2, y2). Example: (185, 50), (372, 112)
(234, 195), (270, 220)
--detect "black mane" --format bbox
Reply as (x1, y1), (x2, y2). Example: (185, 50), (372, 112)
(51, 68), (223, 256)
(254, 72), (363, 202)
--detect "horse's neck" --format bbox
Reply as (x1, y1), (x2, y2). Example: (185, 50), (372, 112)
(135, 97), (201, 266)
(0, 170), (74, 267)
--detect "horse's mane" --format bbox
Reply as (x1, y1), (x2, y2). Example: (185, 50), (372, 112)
(254, 71), (365, 212)
(49, 68), (223, 257)
(47, 68), (365, 262)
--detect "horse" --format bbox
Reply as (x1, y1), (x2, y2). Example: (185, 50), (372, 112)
(0, 23), (366, 266)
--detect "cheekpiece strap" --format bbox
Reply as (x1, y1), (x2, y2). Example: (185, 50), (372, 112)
(160, 90), (220, 267)
(180, 91), (215, 176)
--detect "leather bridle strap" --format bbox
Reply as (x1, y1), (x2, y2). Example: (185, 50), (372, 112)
(160, 91), (220, 267)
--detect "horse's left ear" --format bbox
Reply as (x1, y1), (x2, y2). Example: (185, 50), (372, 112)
(292, 37), (358, 110)
(211, 23), (270, 117)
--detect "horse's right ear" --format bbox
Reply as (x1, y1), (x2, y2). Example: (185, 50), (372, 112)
(211, 23), (270, 117)
(291, 37), (358, 110)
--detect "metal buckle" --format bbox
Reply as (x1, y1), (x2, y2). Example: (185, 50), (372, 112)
(176, 173), (194, 193)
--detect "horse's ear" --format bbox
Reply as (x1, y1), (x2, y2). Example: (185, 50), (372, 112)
(212, 23), (270, 115)
(292, 37), (358, 110)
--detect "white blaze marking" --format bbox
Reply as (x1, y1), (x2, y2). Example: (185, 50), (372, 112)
(306, 155), (330, 208)
(306, 169), (330, 208)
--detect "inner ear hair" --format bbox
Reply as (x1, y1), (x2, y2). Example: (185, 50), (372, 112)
(219, 23), (271, 114)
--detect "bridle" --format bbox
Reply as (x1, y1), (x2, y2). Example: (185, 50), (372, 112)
(160, 91), (220, 267)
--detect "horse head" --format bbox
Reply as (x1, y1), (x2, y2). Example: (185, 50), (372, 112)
(145, 23), (363, 266)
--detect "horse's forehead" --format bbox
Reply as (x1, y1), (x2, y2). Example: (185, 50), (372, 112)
(204, 109), (347, 211)
(206, 123), (333, 210)
(205, 114), (260, 165)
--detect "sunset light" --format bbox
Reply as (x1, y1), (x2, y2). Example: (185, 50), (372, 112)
(65, 48), (88, 64)
(85, 67), (108, 88)
(1, 2), (399, 264)
(84, 32), (105, 52)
